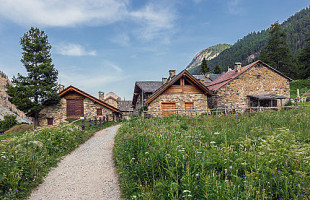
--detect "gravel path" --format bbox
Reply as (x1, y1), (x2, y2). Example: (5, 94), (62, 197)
(29, 125), (121, 200)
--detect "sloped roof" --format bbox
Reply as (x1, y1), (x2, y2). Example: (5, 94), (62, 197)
(104, 92), (120, 101)
(59, 86), (120, 113)
(145, 70), (212, 105)
(207, 60), (293, 91)
(136, 81), (163, 93)
(193, 74), (222, 85)
(118, 101), (133, 112)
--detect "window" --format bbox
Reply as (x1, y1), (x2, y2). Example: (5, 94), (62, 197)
(256, 75), (261, 79)
(47, 118), (53, 125)
(184, 79), (191, 85)
(97, 108), (102, 116)
(185, 102), (194, 112)
(173, 79), (181, 85)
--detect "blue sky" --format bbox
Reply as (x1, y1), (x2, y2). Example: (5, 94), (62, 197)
(0, 0), (309, 100)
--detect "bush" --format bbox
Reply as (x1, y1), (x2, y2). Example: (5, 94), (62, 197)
(1, 114), (17, 131)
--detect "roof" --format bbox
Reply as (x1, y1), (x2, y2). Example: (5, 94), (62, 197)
(207, 60), (293, 91)
(104, 92), (120, 101)
(132, 81), (163, 107)
(59, 86), (121, 113)
(136, 81), (163, 93)
(193, 74), (222, 85)
(247, 94), (288, 100)
(118, 101), (133, 112)
(145, 70), (212, 105)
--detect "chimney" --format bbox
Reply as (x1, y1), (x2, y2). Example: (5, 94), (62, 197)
(200, 79), (205, 85)
(169, 70), (176, 78)
(234, 62), (242, 72)
(59, 84), (64, 93)
(162, 77), (168, 84)
(99, 91), (104, 101)
(206, 73), (210, 79)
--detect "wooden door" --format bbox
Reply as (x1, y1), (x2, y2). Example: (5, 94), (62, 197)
(162, 103), (176, 116)
(67, 99), (84, 118)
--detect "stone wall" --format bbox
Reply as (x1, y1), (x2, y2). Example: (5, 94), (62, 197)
(147, 94), (208, 116)
(104, 98), (118, 108)
(38, 97), (114, 126)
(212, 64), (290, 109)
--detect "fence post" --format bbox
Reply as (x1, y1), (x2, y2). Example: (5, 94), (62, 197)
(81, 119), (85, 130)
(88, 119), (92, 130)
(106, 115), (109, 122)
(94, 117), (97, 129)
(99, 117), (101, 127)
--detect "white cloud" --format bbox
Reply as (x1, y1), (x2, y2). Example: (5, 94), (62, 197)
(55, 43), (96, 56)
(111, 33), (130, 47)
(227, 0), (243, 15)
(103, 60), (123, 72)
(0, 0), (177, 41)
(0, 0), (128, 27)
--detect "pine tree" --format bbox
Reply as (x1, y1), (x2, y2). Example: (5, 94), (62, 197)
(201, 58), (210, 75)
(6, 27), (60, 128)
(298, 33), (310, 79)
(213, 64), (222, 74)
(259, 22), (295, 77)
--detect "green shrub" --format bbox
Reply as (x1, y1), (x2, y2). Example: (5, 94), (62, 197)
(1, 114), (17, 131)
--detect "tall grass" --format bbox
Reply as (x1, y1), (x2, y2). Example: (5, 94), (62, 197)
(114, 108), (310, 199)
(0, 122), (116, 199)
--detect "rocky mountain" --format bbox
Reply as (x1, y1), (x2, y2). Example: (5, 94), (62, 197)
(189, 6), (310, 75)
(0, 71), (26, 121)
(186, 44), (232, 73)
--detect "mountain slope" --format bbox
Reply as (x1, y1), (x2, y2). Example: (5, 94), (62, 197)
(186, 44), (232, 74)
(190, 7), (310, 74)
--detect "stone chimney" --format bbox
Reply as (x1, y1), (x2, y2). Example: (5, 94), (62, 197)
(169, 70), (176, 78)
(200, 79), (205, 85)
(162, 77), (168, 84)
(234, 62), (242, 72)
(59, 84), (65, 93)
(99, 91), (104, 101)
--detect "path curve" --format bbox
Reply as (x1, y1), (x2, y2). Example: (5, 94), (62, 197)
(29, 125), (121, 200)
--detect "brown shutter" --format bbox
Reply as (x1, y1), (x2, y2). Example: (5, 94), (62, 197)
(67, 99), (84, 118)
(47, 118), (53, 125)
(162, 103), (176, 116)
(185, 102), (194, 112)
(97, 108), (102, 116)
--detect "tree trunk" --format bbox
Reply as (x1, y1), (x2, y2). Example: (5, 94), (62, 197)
(34, 112), (39, 129)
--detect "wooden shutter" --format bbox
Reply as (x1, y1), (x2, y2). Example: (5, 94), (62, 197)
(162, 103), (176, 116)
(97, 108), (102, 116)
(67, 99), (84, 118)
(47, 118), (53, 125)
(185, 102), (194, 112)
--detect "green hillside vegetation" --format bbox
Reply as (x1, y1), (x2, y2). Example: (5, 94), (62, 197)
(191, 7), (310, 76)
(114, 108), (310, 199)
(290, 78), (310, 97)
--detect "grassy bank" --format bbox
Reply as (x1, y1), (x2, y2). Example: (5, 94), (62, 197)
(290, 78), (310, 97)
(0, 122), (118, 199)
(114, 108), (310, 199)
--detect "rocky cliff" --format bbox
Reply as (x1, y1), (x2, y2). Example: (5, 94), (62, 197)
(0, 71), (26, 120)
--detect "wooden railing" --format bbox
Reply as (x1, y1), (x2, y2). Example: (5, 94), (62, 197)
(80, 115), (121, 130)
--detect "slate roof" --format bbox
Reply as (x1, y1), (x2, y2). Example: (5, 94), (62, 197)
(118, 101), (133, 112)
(193, 74), (222, 85)
(207, 60), (293, 91)
(136, 81), (163, 93)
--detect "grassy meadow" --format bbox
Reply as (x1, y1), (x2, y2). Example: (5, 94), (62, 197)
(114, 108), (310, 199)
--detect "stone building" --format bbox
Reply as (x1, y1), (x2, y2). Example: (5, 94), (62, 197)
(132, 81), (163, 114)
(118, 100), (133, 119)
(37, 85), (121, 126)
(102, 92), (121, 108)
(205, 60), (292, 109)
(144, 70), (212, 116)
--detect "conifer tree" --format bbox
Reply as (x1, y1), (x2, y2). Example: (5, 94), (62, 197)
(6, 27), (60, 128)
(213, 64), (222, 74)
(201, 58), (210, 75)
(260, 22), (295, 77)
(298, 33), (310, 79)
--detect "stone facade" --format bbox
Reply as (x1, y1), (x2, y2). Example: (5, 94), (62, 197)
(38, 95), (114, 127)
(104, 98), (118, 108)
(209, 63), (290, 109)
(147, 94), (208, 116)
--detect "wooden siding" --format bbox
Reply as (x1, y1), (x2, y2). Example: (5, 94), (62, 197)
(162, 103), (176, 116)
(66, 99), (84, 118)
(163, 78), (204, 95)
(185, 102), (194, 112)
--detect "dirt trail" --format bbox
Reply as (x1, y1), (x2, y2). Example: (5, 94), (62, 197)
(29, 125), (121, 200)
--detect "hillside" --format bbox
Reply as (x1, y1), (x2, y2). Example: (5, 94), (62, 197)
(186, 44), (232, 73)
(190, 7), (310, 74)
(0, 71), (26, 121)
